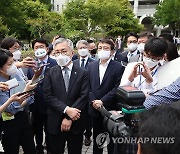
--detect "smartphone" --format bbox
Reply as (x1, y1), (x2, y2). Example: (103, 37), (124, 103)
(17, 89), (34, 96)
(31, 75), (44, 85)
(138, 64), (144, 74)
(5, 78), (19, 89)
(36, 63), (50, 69)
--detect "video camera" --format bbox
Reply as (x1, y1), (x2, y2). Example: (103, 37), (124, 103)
(99, 86), (146, 137)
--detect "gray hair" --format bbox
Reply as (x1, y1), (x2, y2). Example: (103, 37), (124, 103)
(53, 38), (74, 51)
(76, 40), (88, 49)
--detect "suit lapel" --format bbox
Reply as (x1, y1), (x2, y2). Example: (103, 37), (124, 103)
(94, 61), (100, 87)
(100, 60), (114, 86)
(67, 65), (78, 95)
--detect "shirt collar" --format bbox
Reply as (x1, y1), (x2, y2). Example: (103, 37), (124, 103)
(80, 56), (88, 62)
(38, 55), (48, 64)
(61, 62), (73, 71)
(99, 58), (111, 66)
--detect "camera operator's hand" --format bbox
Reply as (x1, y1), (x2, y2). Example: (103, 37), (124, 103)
(141, 62), (153, 83)
(92, 100), (103, 110)
(9, 92), (30, 104)
(66, 107), (81, 121)
(15, 57), (36, 68)
(61, 118), (72, 132)
(24, 80), (37, 92)
(0, 82), (9, 91)
(32, 65), (44, 81)
(128, 63), (141, 82)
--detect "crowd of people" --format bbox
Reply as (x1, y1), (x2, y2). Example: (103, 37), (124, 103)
(0, 32), (179, 154)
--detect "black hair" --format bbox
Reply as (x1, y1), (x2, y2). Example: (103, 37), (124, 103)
(32, 38), (49, 49)
(0, 49), (13, 68)
(139, 103), (180, 154)
(144, 37), (168, 57)
(98, 38), (115, 50)
(159, 33), (174, 43)
(138, 32), (153, 39)
(105, 36), (115, 44)
(125, 32), (138, 41)
(87, 39), (95, 44)
(166, 41), (179, 61)
(1, 37), (18, 50)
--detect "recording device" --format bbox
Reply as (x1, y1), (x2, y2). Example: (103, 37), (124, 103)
(99, 86), (146, 137)
(99, 106), (131, 137)
(35, 62), (50, 69)
(5, 78), (19, 89)
(31, 75), (44, 85)
(17, 89), (34, 96)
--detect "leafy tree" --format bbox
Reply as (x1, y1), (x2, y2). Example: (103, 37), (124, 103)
(0, 17), (9, 39)
(62, 0), (143, 38)
(153, 0), (180, 35)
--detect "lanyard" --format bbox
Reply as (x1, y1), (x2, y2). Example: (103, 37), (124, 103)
(138, 66), (158, 89)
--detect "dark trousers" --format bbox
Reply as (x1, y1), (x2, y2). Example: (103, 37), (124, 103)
(32, 111), (48, 151)
(84, 105), (92, 138)
(2, 111), (35, 154)
(92, 116), (114, 154)
(48, 132), (83, 154)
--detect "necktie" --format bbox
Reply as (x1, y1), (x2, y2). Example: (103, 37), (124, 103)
(81, 59), (85, 68)
(63, 67), (69, 92)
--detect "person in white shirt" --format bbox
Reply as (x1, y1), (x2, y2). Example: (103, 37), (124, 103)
(120, 37), (168, 95)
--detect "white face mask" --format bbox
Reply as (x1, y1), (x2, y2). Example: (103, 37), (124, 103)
(35, 48), (47, 59)
(78, 49), (89, 57)
(6, 64), (18, 76)
(143, 56), (159, 68)
(98, 50), (111, 60)
(137, 43), (145, 53)
(56, 54), (71, 67)
(12, 50), (21, 60)
(127, 43), (138, 52)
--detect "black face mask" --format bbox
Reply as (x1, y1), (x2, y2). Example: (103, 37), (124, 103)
(90, 49), (97, 54)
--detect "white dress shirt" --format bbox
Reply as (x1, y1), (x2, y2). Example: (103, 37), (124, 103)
(79, 56), (88, 67)
(99, 59), (111, 84)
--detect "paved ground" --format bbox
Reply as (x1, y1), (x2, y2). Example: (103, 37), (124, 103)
(0, 137), (108, 154)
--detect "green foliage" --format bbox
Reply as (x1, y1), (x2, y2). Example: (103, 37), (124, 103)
(0, 17), (9, 38)
(62, 0), (143, 38)
(153, 0), (180, 34)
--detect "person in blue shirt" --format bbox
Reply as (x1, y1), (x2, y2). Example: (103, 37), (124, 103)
(0, 49), (37, 154)
(144, 77), (180, 109)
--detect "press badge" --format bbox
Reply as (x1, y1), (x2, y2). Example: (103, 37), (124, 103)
(1, 112), (15, 121)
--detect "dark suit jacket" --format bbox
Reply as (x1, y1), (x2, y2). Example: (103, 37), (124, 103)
(114, 52), (128, 63)
(88, 60), (125, 117)
(43, 64), (88, 135)
(115, 40), (124, 52)
(73, 57), (95, 69)
(27, 57), (57, 114)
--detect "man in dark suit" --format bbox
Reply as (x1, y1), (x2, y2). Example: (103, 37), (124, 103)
(43, 38), (88, 154)
(122, 32), (139, 63)
(73, 40), (95, 69)
(73, 40), (94, 146)
(27, 38), (57, 154)
(115, 35), (124, 53)
(88, 38), (125, 154)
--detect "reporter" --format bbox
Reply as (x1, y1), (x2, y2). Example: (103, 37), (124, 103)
(1, 37), (36, 69)
(120, 37), (168, 95)
(0, 49), (36, 154)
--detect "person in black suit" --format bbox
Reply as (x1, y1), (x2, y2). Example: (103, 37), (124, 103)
(88, 38), (125, 154)
(43, 38), (88, 154)
(27, 38), (57, 154)
(73, 40), (95, 146)
(115, 35), (124, 53)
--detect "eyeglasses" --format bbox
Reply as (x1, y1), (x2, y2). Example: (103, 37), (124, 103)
(54, 51), (68, 57)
